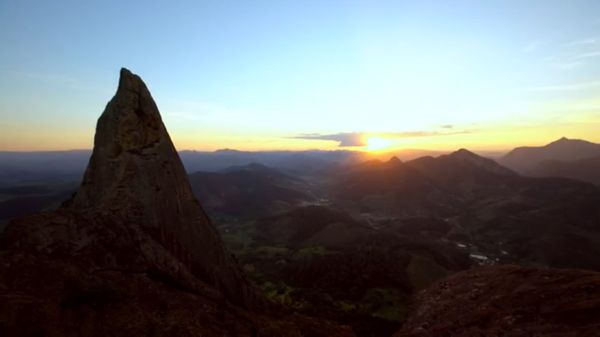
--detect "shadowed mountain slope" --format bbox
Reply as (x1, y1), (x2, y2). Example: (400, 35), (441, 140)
(529, 155), (600, 185)
(188, 163), (311, 218)
(254, 205), (371, 247)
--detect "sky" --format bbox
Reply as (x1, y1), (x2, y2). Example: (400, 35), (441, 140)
(1, 0), (600, 152)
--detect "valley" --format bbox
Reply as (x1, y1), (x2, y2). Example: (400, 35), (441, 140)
(1, 69), (599, 337)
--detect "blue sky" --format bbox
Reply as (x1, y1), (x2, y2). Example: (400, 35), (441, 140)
(1, 0), (600, 151)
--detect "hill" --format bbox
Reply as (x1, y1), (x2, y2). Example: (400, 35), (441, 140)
(188, 163), (312, 218)
(499, 137), (600, 172)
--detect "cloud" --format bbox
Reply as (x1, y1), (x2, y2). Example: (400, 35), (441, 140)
(568, 38), (597, 46)
(526, 80), (600, 92)
(291, 132), (366, 146)
(574, 51), (600, 60)
(291, 129), (473, 147)
(550, 61), (584, 70)
(543, 37), (600, 70)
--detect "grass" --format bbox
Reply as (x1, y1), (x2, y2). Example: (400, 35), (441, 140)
(293, 245), (329, 258)
(362, 288), (410, 322)
(261, 281), (306, 309)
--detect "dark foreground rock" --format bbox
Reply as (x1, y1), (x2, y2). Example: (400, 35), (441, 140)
(0, 68), (354, 337)
(395, 265), (600, 337)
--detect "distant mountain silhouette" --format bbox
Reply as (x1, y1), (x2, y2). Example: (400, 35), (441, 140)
(500, 137), (600, 172)
(219, 162), (299, 180)
(0, 150), (90, 185)
(406, 148), (516, 180)
(180, 149), (366, 174)
(0, 69), (352, 337)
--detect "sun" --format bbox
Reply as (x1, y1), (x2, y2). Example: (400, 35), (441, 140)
(365, 136), (392, 152)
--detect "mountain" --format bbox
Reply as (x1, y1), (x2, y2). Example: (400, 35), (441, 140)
(180, 149), (366, 174)
(0, 150), (90, 185)
(332, 150), (600, 270)
(254, 205), (372, 248)
(500, 137), (600, 173)
(219, 162), (298, 177)
(0, 69), (353, 337)
(396, 265), (600, 336)
(407, 148), (516, 179)
(529, 155), (600, 185)
(334, 149), (516, 218)
(188, 163), (312, 218)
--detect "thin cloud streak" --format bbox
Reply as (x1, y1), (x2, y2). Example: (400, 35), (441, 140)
(567, 38), (597, 46)
(291, 129), (474, 147)
(574, 51), (600, 60)
(542, 36), (600, 70)
(291, 132), (366, 146)
(527, 81), (600, 92)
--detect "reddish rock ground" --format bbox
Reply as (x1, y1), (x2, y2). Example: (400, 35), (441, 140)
(396, 265), (600, 337)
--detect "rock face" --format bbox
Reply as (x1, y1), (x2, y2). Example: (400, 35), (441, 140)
(68, 68), (257, 307)
(0, 68), (354, 337)
(396, 265), (600, 337)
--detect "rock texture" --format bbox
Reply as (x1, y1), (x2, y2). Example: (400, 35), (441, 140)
(396, 265), (600, 337)
(68, 68), (258, 307)
(0, 68), (354, 337)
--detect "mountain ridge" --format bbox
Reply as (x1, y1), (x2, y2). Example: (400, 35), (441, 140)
(500, 137), (600, 172)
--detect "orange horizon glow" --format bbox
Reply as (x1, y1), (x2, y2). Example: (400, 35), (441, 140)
(2, 120), (600, 154)
(2, 2), (600, 155)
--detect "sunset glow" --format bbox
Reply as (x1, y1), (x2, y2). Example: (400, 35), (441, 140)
(365, 136), (393, 152)
(1, 1), (599, 152)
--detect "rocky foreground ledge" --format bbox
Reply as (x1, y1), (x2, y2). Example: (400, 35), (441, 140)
(396, 265), (600, 337)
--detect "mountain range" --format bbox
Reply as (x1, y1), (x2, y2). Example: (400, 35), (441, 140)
(1, 69), (599, 336)
(499, 137), (600, 184)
